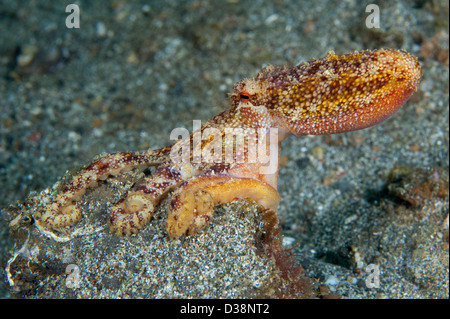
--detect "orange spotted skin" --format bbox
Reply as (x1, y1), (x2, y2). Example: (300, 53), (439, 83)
(230, 49), (422, 135)
(35, 49), (422, 238)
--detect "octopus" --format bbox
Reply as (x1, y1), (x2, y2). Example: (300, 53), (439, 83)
(34, 49), (422, 239)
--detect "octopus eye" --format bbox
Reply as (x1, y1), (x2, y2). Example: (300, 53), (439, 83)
(239, 92), (251, 102)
